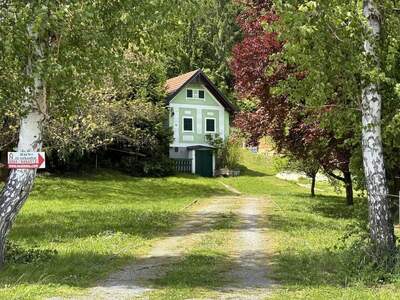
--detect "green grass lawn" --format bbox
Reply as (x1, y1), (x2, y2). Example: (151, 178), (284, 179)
(224, 151), (400, 300)
(0, 171), (229, 299)
(2, 150), (400, 299)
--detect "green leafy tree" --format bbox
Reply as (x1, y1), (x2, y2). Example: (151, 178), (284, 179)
(0, 0), (176, 267)
(274, 0), (400, 257)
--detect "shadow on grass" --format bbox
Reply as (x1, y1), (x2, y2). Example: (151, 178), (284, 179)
(31, 177), (230, 205)
(1, 211), (268, 292)
(296, 194), (361, 221)
(239, 165), (271, 177)
(12, 209), (185, 242)
(153, 252), (234, 289)
(0, 251), (134, 288)
(270, 247), (377, 288)
(0, 252), (239, 289)
(311, 196), (356, 219)
(268, 193), (375, 288)
(12, 209), (246, 244)
(267, 214), (342, 232)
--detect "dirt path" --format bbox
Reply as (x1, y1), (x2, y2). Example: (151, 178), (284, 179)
(58, 196), (241, 300)
(216, 196), (272, 300)
(56, 190), (272, 300)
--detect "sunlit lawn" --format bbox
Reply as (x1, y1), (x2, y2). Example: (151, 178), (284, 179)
(224, 151), (400, 299)
(3, 150), (400, 299)
(0, 171), (229, 299)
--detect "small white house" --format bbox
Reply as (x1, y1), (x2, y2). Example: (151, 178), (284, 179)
(165, 69), (236, 177)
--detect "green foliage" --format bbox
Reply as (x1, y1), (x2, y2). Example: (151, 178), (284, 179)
(273, 0), (400, 196)
(39, 47), (172, 176)
(207, 134), (242, 169)
(119, 154), (174, 177)
(271, 155), (290, 173)
(45, 97), (173, 176)
(165, 0), (242, 99)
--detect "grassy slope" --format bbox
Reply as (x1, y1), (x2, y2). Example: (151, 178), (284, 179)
(224, 151), (400, 300)
(0, 171), (229, 299)
(2, 151), (400, 299)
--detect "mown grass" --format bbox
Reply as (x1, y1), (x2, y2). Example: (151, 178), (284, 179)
(3, 150), (400, 300)
(0, 171), (229, 299)
(223, 150), (400, 300)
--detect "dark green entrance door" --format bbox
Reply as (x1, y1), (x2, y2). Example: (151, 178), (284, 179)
(195, 150), (213, 177)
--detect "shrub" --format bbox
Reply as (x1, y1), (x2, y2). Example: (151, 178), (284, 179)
(207, 134), (242, 170)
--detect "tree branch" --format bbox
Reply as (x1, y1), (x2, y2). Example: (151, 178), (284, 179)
(325, 170), (345, 182)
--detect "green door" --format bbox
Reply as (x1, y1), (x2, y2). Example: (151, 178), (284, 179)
(195, 150), (213, 177)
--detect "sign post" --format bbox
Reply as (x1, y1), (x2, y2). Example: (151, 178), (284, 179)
(7, 152), (46, 169)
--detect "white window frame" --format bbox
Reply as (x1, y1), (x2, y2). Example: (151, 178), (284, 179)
(182, 116), (194, 133)
(198, 89), (205, 100)
(186, 88), (194, 99)
(186, 88), (205, 101)
(204, 117), (216, 133)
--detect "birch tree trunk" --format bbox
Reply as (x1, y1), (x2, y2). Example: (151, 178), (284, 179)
(362, 0), (395, 256)
(0, 27), (46, 267)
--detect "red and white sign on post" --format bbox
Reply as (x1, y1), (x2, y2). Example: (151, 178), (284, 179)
(8, 152), (46, 169)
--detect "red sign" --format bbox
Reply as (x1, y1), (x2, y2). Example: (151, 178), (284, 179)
(8, 152), (46, 169)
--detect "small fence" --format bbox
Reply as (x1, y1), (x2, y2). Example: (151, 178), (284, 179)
(174, 159), (192, 173)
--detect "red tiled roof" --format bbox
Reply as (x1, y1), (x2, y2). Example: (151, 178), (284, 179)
(165, 70), (199, 94)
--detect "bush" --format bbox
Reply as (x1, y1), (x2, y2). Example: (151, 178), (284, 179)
(43, 49), (173, 177)
(119, 154), (175, 177)
(207, 134), (242, 170)
(272, 155), (290, 174)
(45, 98), (174, 177)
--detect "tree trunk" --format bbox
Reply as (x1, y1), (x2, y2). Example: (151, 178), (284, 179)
(343, 171), (353, 206)
(0, 26), (46, 267)
(311, 174), (316, 198)
(0, 111), (44, 266)
(362, 0), (395, 256)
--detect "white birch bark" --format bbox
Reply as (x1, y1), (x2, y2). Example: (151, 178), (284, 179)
(362, 0), (395, 254)
(0, 25), (46, 266)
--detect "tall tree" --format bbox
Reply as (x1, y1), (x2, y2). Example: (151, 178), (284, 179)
(361, 0), (394, 255)
(0, 0), (175, 267)
(271, 0), (399, 256)
(231, 0), (355, 204)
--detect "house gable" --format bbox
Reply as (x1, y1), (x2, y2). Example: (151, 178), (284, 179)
(166, 69), (236, 114)
(166, 70), (234, 150)
(170, 82), (223, 108)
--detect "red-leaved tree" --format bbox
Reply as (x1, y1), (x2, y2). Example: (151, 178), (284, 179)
(231, 0), (354, 204)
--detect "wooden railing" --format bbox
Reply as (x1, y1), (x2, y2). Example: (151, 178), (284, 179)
(174, 159), (192, 173)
